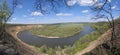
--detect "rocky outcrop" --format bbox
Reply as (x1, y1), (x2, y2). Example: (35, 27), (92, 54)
(0, 41), (19, 55)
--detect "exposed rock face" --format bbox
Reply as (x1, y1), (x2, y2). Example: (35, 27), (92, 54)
(0, 41), (19, 55)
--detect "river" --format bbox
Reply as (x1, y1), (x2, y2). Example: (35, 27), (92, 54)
(17, 25), (95, 48)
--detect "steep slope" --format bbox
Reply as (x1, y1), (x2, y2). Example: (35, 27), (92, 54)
(82, 17), (120, 55)
(4, 25), (47, 55)
(84, 24), (120, 55)
(75, 28), (112, 55)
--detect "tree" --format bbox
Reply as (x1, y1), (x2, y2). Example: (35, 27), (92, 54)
(0, 0), (41, 55)
(0, 0), (11, 41)
(0, 0), (19, 42)
(90, 0), (120, 54)
(91, 0), (116, 40)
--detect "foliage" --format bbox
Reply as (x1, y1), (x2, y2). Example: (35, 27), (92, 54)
(92, 22), (109, 34)
(37, 45), (64, 55)
(47, 48), (56, 55)
(37, 45), (48, 53)
(65, 31), (99, 55)
(64, 22), (109, 55)
(0, 0), (19, 41)
(0, 0), (11, 25)
(0, 0), (12, 41)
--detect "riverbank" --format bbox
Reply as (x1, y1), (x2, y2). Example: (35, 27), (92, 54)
(75, 29), (112, 55)
(6, 25), (46, 55)
(82, 17), (120, 55)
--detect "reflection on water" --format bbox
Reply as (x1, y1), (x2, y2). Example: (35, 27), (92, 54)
(17, 25), (95, 48)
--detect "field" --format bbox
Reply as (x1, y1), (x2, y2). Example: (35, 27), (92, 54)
(29, 23), (86, 38)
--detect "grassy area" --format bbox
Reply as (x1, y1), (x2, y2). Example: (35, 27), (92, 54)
(36, 22), (110, 55)
(64, 31), (100, 55)
(29, 23), (85, 38)
(64, 22), (109, 55)
(37, 45), (63, 55)
(92, 22), (109, 34)
(37, 31), (105, 55)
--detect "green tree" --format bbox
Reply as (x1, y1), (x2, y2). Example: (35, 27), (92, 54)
(0, 0), (12, 41)
(0, 0), (19, 41)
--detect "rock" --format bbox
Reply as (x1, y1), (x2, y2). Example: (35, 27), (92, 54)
(4, 48), (18, 55)
(0, 45), (8, 51)
(0, 43), (19, 55)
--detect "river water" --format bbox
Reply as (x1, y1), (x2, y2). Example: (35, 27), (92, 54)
(17, 25), (95, 48)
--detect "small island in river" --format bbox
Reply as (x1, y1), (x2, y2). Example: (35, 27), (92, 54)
(29, 23), (86, 38)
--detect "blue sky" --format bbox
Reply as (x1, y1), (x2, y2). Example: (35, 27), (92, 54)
(7, 0), (120, 24)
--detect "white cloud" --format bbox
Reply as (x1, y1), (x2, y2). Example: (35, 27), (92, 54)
(78, 0), (98, 6)
(12, 18), (17, 21)
(112, 5), (117, 9)
(67, 0), (77, 6)
(82, 10), (89, 13)
(56, 13), (73, 16)
(17, 5), (23, 8)
(31, 11), (43, 16)
(67, 0), (98, 6)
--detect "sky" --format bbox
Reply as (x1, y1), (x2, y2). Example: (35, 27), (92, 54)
(6, 0), (120, 24)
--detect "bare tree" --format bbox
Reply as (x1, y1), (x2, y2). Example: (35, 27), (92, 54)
(91, 0), (118, 40)
(35, 0), (68, 14)
(91, 0), (120, 54)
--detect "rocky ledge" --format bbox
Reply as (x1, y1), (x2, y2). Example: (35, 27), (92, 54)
(0, 41), (19, 55)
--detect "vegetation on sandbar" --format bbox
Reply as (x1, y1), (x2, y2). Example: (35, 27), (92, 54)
(29, 23), (85, 38)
